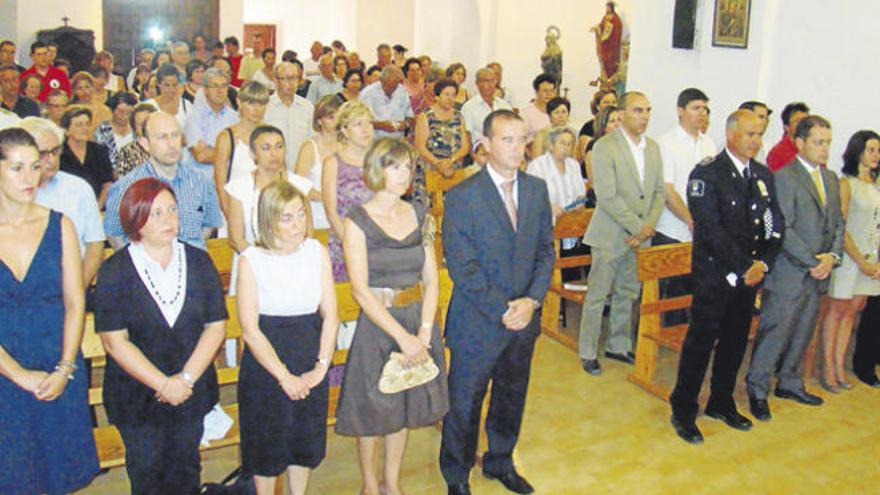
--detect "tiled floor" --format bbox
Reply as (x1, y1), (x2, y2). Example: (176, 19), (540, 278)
(77, 311), (880, 494)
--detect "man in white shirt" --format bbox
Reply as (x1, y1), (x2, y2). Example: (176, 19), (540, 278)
(358, 65), (412, 139)
(461, 68), (512, 146)
(302, 41), (323, 79)
(264, 62), (314, 171)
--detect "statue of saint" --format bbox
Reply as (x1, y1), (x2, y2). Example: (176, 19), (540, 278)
(590, 1), (628, 95)
(541, 25), (562, 85)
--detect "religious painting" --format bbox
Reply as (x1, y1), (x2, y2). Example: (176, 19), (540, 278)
(712, 0), (750, 48)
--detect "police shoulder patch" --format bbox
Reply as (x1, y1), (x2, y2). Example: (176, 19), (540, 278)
(688, 179), (705, 197)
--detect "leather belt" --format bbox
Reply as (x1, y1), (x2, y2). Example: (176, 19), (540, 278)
(370, 283), (423, 308)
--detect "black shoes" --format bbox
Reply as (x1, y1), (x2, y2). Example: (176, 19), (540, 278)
(774, 387), (823, 406)
(483, 469), (535, 494)
(582, 358), (602, 375)
(447, 482), (472, 495)
(604, 351), (636, 364)
(855, 373), (880, 388)
(704, 407), (753, 431)
(748, 395), (772, 422)
(670, 415), (703, 444)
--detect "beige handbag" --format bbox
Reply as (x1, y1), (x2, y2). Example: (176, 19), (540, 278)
(378, 352), (439, 394)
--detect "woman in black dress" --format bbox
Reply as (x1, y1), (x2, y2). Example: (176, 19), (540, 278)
(236, 180), (339, 495)
(59, 105), (113, 208)
(94, 177), (227, 495)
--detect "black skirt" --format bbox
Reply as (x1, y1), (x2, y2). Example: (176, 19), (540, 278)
(238, 313), (328, 475)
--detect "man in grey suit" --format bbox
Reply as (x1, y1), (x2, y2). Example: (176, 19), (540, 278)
(578, 91), (666, 375)
(747, 115), (844, 420)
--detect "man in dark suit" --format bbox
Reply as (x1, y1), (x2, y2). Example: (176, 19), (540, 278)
(669, 110), (784, 444)
(746, 115), (844, 419)
(440, 109), (555, 495)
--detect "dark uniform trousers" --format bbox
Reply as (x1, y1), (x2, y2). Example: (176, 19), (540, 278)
(854, 295), (880, 378)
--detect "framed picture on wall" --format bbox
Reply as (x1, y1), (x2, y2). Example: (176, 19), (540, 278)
(712, 0), (750, 48)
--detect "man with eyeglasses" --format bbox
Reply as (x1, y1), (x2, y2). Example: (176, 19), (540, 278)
(264, 61), (314, 170)
(183, 67), (239, 179)
(21, 117), (105, 286)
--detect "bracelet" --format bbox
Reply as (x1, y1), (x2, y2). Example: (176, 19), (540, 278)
(54, 360), (78, 381)
(316, 357), (330, 368)
(420, 322), (432, 330)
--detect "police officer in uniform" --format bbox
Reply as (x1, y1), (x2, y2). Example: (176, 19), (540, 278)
(669, 109), (784, 444)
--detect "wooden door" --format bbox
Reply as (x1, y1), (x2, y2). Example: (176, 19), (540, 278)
(243, 24), (276, 57)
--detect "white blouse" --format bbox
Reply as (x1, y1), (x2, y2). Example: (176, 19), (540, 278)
(241, 239), (323, 316)
(129, 240), (188, 327)
(526, 152), (585, 210)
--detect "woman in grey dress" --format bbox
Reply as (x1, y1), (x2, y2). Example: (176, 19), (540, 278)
(335, 137), (449, 495)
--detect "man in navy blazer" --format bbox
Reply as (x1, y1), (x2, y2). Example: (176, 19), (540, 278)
(439, 110), (555, 495)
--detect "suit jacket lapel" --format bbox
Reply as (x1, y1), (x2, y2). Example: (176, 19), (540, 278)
(794, 162), (826, 215)
(613, 131), (644, 193)
(477, 167), (517, 234)
(515, 171), (533, 240)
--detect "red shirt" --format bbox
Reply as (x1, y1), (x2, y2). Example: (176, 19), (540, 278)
(20, 65), (70, 102)
(766, 134), (798, 172)
(228, 54), (243, 88)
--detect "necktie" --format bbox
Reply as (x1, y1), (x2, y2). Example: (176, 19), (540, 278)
(501, 179), (517, 230)
(811, 168), (826, 205)
(742, 166), (750, 180)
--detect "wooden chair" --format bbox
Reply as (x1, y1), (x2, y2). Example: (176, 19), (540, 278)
(539, 208), (594, 351)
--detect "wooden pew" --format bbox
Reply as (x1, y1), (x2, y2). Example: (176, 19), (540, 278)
(539, 208), (594, 351)
(425, 168), (478, 258)
(627, 243), (760, 400)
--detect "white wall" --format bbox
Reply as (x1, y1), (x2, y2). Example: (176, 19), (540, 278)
(358, 0), (413, 61)
(17, 0), (102, 65)
(240, 0), (357, 57)
(219, 0), (244, 47)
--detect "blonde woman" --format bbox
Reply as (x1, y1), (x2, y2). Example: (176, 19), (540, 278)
(294, 94), (343, 230)
(336, 137), (448, 495)
(237, 180), (338, 495)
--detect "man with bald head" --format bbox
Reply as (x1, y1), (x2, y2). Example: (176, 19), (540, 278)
(104, 111), (223, 250)
(359, 64), (412, 138)
(305, 53), (342, 104)
(669, 110), (784, 444)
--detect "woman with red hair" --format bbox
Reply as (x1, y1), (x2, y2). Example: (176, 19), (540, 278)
(93, 177), (227, 494)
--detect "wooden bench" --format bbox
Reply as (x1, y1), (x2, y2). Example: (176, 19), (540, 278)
(425, 168), (478, 259)
(539, 208), (594, 351)
(627, 243), (761, 400)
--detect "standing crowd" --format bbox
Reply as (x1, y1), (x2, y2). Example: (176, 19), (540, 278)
(0, 30), (878, 495)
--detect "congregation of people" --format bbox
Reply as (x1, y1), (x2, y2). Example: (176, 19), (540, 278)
(0, 28), (878, 495)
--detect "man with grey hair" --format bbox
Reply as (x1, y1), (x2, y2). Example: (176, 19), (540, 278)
(183, 67), (239, 178)
(358, 64), (412, 138)
(264, 61), (314, 170)
(171, 41), (191, 75)
(22, 117), (105, 286)
(461, 67), (512, 144)
(305, 53), (342, 104)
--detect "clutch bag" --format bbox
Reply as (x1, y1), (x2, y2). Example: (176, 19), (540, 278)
(378, 352), (439, 394)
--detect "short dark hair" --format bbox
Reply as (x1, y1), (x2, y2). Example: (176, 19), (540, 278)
(546, 97), (570, 116)
(402, 57), (421, 77)
(393, 44), (407, 54)
(184, 59), (206, 81)
(223, 36), (239, 47)
(54, 58), (71, 71)
(0, 127), (37, 161)
(377, 43), (390, 51)
(261, 47), (276, 60)
(590, 89), (616, 115)
(676, 87), (708, 109)
(129, 102), (157, 131)
(289, 58), (304, 71)
(30, 41), (46, 55)
(483, 109), (523, 139)
(281, 50), (297, 63)
(106, 91), (137, 111)
(333, 54), (348, 70)
(433, 78), (459, 97)
(212, 41), (224, 50)
(0, 40), (14, 49)
(781, 102), (810, 126)
(60, 105), (93, 129)
(249, 124), (285, 153)
(119, 178), (177, 241)
(794, 115), (831, 141)
(532, 73), (557, 92)
(366, 65), (381, 77)
(87, 64), (108, 80)
(332, 40), (346, 51)
(841, 130), (880, 178)
(342, 68), (362, 86)
(739, 100), (772, 116)
(156, 63), (181, 85)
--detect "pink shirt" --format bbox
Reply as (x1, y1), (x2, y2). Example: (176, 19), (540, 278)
(520, 102), (551, 142)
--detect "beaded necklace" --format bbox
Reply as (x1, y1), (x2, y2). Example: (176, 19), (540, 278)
(142, 242), (184, 306)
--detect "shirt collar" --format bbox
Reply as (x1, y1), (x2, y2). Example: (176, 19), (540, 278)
(725, 147), (749, 173)
(620, 128), (645, 150)
(486, 162), (517, 187)
(797, 154), (819, 171)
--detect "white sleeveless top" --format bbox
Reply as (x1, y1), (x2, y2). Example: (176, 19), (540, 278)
(241, 239), (323, 316)
(228, 134), (256, 184)
(305, 139), (330, 229)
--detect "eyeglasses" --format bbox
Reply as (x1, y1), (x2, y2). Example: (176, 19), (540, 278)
(204, 83), (227, 89)
(38, 145), (63, 159)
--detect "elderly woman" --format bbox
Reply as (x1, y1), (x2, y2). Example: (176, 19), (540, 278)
(213, 80), (271, 218)
(531, 96), (571, 158)
(336, 137), (449, 495)
(578, 89), (617, 160)
(226, 125), (313, 293)
(445, 62), (469, 110)
(413, 78), (470, 206)
(252, 48), (277, 93)
(93, 91), (138, 170)
(21, 73), (42, 101)
(402, 57), (424, 114)
(295, 94), (343, 229)
(521, 73), (557, 143)
(584, 105), (621, 183)
(527, 126), (586, 220)
(322, 100), (375, 282)
(94, 177), (227, 494)
(0, 128), (99, 495)
(69, 71), (112, 134)
(59, 105), (114, 208)
(337, 68), (363, 103)
(236, 180), (338, 495)
(821, 130), (880, 392)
